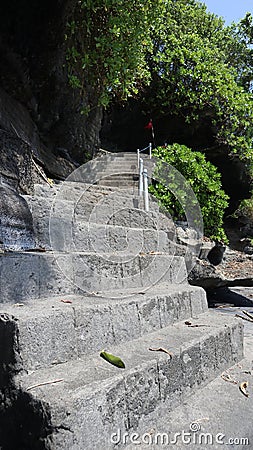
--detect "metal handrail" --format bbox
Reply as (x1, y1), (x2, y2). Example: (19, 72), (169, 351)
(138, 158), (144, 196)
(143, 169), (149, 212)
(138, 159), (150, 212)
(137, 142), (152, 168)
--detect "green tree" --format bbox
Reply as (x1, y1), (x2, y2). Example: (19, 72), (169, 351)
(143, 0), (253, 168)
(65, 0), (165, 107)
(65, 0), (253, 174)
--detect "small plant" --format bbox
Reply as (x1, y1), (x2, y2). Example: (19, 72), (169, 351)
(149, 144), (229, 243)
(236, 197), (253, 222)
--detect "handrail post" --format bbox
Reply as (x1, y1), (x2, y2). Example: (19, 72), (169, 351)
(149, 142), (152, 159)
(143, 168), (149, 211)
(138, 158), (143, 196)
(137, 149), (140, 168)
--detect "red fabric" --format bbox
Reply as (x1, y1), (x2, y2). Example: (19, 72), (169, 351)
(144, 120), (153, 130)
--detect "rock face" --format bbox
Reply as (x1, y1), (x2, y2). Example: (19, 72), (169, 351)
(0, 129), (33, 194)
(0, 0), (103, 184)
(0, 185), (34, 250)
(0, 1), (105, 248)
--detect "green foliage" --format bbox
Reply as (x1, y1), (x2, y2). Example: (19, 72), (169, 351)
(64, 0), (253, 174)
(235, 197), (253, 221)
(143, 0), (253, 169)
(65, 0), (164, 105)
(149, 145), (229, 242)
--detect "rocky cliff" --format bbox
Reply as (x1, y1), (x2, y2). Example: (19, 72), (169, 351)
(0, 0), (103, 193)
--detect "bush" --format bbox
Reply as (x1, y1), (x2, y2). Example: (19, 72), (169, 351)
(149, 144), (229, 243)
(236, 197), (253, 222)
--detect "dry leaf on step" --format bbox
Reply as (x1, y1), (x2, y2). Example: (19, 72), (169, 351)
(149, 347), (173, 358)
(184, 321), (210, 328)
(221, 372), (238, 385)
(239, 381), (249, 398)
(147, 251), (163, 255)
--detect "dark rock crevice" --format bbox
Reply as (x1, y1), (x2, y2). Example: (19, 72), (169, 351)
(0, 314), (53, 449)
(0, 388), (53, 450)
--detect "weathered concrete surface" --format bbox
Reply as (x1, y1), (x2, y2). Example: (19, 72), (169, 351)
(0, 284), (207, 371)
(15, 312), (243, 450)
(0, 153), (246, 450)
(24, 194), (176, 251)
(0, 252), (189, 303)
(126, 307), (253, 450)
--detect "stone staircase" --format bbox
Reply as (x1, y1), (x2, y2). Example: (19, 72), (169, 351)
(0, 152), (244, 449)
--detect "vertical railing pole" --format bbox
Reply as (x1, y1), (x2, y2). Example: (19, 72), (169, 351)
(149, 142), (152, 159)
(143, 168), (149, 212)
(139, 158), (143, 196)
(137, 149), (140, 168)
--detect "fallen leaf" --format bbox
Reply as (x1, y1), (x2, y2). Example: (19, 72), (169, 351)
(242, 310), (253, 321)
(193, 417), (210, 424)
(148, 251), (163, 255)
(184, 321), (210, 328)
(25, 247), (46, 252)
(100, 350), (125, 368)
(221, 372), (238, 385)
(27, 378), (64, 391)
(149, 347), (173, 358)
(235, 314), (253, 323)
(239, 381), (249, 397)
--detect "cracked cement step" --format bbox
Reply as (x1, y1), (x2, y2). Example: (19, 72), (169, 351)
(24, 192), (161, 220)
(96, 179), (139, 188)
(33, 182), (125, 198)
(23, 194), (176, 250)
(0, 284), (207, 371)
(0, 252), (189, 302)
(125, 307), (253, 450)
(14, 312), (243, 450)
(25, 187), (162, 217)
(23, 199), (178, 253)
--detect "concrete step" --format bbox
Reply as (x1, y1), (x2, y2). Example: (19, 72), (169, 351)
(96, 165), (138, 172)
(72, 223), (181, 255)
(96, 179), (138, 188)
(25, 190), (161, 213)
(125, 362), (252, 450)
(32, 183), (151, 204)
(0, 284), (207, 371)
(55, 152), (154, 187)
(23, 194), (175, 250)
(33, 182), (120, 199)
(95, 174), (139, 181)
(124, 308), (253, 450)
(108, 152), (139, 159)
(14, 312), (243, 449)
(108, 152), (151, 161)
(0, 252), (188, 303)
(36, 219), (180, 254)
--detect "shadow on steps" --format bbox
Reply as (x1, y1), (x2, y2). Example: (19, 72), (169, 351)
(207, 286), (253, 307)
